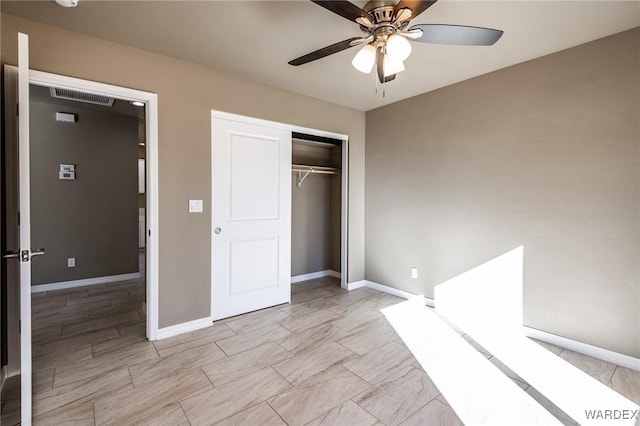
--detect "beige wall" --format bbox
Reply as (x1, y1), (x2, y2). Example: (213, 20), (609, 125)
(365, 28), (640, 357)
(30, 100), (139, 285)
(1, 13), (366, 328)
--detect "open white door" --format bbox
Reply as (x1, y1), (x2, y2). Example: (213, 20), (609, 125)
(211, 113), (291, 320)
(2, 32), (37, 426)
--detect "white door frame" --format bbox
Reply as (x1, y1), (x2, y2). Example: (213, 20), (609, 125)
(210, 109), (350, 315)
(23, 68), (161, 340)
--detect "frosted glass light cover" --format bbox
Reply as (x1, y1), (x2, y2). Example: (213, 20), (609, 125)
(383, 55), (405, 77)
(386, 34), (412, 62)
(352, 44), (376, 74)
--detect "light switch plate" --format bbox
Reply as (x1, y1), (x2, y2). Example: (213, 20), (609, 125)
(189, 199), (203, 213)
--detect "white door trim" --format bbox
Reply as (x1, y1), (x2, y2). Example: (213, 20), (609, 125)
(210, 110), (350, 290)
(18, 32), (33, 426)
(24, 68), (160, 340)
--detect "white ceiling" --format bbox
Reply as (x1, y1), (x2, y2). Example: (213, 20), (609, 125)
(2, 1), (639, 111)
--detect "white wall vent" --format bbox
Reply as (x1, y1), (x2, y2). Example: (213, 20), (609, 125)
(49, 87), (115, 107)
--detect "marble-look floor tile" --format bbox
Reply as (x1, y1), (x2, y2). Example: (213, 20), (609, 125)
(33, 339), (93, 370)
(488, 356), (527, 384)
(94, 369), (212, 425)
(273, 341), (357, 385)
(324, 288), (377, 307)
(33, 311), (90, 330)
(36, 299), (110, 319)
(355, 367), (440, 426)
(338, 323), (399, 356)
(399, 398), (463, 426)
(214, 402), (286, 426)
(216, 324), (292, 356)
(525, 385), (577, 425)
(530, 338), (565, 355)
(92, 332), (148, 356)
(276, 323), (347, 355)
(268, 365), (371, 426)
(278, 297), (341, 318)
(332, 310), (385, 333)
(32, 399), (95, 426)
(64, 290), (130, 307)
(461, 334), (492, 356)
(225, 309), (291, 334)
(33, 368), (55, 393)
(32, 325), (63, 345)
(153, 322), (236, 358)
(130, 342), (227, 387)
(181, 367), (290, 426)
(278, 309), (341, 334)
(201, 341), (289, 386)
(54, 339), (159, 387)
(121, 403), (190, 426)
(558, 349), (618, 385)
(306, 400), (378, 426)
(118, 321), (146, 337)
(61, 311), (141, 337)
(343, 341), (415, 385)
(609, 366), (640, 405)
(291, 288), (334, 304)
(34, 368), (133, 417)
(32, 296), (69, 312)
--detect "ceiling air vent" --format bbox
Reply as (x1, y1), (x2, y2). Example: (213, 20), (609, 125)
(49, 87), (115, 107)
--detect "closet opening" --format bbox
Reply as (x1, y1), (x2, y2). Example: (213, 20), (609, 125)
(291, 131), (346, 291)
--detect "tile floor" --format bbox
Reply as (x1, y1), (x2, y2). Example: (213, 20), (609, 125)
(1, 277), (639, 425)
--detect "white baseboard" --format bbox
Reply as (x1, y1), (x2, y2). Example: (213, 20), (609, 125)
(346, 280), (367, 290)
(32, 272), (143, 293)
(524, 326), (640, 372)
(363, 280), (435, 307)
(361, 280), (639, 371)
(292, 270), (341, 284)
(156, 317), (213, 340)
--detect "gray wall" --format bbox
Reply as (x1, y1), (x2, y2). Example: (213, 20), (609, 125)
(1, 13), (366, 328)
(30, 100), (139, 285)
(291, 142), (341, 276)
(365, 28), (640, 358)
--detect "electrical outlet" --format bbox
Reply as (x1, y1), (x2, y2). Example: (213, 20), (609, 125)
(67, 257), (75, 268)
(410, 267), (418, 279)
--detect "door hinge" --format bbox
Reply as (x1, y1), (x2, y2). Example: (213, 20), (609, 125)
(17, 103), (19, 117)
(19, 320), (21, 334)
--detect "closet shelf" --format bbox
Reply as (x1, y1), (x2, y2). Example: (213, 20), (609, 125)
(292, 164), (340, 187)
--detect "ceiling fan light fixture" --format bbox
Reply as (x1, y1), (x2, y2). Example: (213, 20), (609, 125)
(352, 43), (376, 74)
(55, 0), (78, 7)
(386, 34), (412, 62)
(383, 55), (405, 77)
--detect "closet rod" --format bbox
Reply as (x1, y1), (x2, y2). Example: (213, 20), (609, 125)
(292, 164), (340, 187)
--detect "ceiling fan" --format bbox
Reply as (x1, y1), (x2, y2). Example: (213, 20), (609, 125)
(288, 0), (504, 84)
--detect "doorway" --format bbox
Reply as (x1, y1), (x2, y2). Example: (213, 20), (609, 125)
(1, 62), (159, 424)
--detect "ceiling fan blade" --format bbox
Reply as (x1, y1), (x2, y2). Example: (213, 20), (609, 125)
(311, 0), (372, 24)
(393, 1), (437, 21)
(289, 37), (363, 66)
(409, 24), (504, 46)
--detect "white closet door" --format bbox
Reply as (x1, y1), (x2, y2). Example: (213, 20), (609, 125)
(211, 114), (291, 320)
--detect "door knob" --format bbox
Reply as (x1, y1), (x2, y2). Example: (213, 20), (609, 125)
(2, 251), (21, 259)
(31, 248), (46, 258)
(2, 248), (45, 261)
(214, 227), (222, 235)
